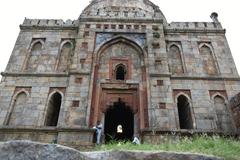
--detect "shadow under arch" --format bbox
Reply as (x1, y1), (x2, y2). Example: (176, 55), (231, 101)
(115, 63), (127, 80)
(176, 94), (194, 129)
(104, 99), (134, 143)
(44, 91), (63, 126)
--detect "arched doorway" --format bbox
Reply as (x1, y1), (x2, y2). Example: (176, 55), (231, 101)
(177, 95), (193, 129)
(104, 99), (134, 142)
(89, 37), (149, 131)
(45, 92), (62, 126)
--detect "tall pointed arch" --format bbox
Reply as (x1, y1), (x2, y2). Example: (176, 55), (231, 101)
(7, 91), (28, 126)
(95, 35), (147, 63)
(25, 40), (44, 71)
(167, 44), (184, 75)
(199, 44), (218, 75)
(45, 92), (62, 126)
(88, 36), (149, 130)
(176, 94), (194, 129)
(213, 95), (232, 132)
(57, 41), (73, 72)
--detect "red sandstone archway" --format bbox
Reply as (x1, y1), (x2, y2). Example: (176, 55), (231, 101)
(89, 36), (149, 132)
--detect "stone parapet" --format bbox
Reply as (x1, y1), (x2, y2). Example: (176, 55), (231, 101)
(20, 18), (79, 30)
(168, 22), (222, 30)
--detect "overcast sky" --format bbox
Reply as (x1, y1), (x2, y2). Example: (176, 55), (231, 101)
(0, 0), (239, 75)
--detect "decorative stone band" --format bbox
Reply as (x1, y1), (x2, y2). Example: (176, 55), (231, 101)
(2, 72), (240, 81)
(165, 28), (226, 34)
(149, 73), (240, 81)
(79, 17), (164, 23)
(1, 72), (91, 77)
(0, 126), (95, 133)
(170, 75), (240, 81)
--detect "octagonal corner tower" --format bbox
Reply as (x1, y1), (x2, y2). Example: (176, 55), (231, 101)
(79, 0), (167, 24)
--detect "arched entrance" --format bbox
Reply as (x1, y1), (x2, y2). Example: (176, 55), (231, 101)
(177, 95), (193, 129)
(89, 37), (149, 133)
(45, 92), (62, 126)
(104, 99), (134, 142)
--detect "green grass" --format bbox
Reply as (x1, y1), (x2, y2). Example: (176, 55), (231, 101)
(95, 135), (240, 160)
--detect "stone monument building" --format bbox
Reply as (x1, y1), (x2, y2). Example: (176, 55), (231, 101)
(0, 0), (240, 148)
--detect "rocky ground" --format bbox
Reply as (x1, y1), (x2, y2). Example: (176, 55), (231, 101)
(0, 141), (223, 160)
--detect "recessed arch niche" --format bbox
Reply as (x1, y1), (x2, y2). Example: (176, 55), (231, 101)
(89, 37), (149, 137)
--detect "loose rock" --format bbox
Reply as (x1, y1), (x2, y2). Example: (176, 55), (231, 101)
(0, 141), (223, 160)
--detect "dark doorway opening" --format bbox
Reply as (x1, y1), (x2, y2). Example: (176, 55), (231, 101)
(116, 65), (126, 80)
(177, 95), (193, 129)
(45, 92), (62, 126)
(104, 99), (134, 143)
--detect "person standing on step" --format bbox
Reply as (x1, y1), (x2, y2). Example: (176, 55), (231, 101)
(94, 120), (103, 145)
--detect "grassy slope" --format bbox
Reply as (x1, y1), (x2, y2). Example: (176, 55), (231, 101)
(95, 136), (240, 160)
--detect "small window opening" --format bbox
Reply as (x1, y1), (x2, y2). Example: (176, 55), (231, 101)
(116, 65), (126, 80)
(119, 25), (124, 29)
(126, 25), (131, 29)
(111, 24), (116, 29)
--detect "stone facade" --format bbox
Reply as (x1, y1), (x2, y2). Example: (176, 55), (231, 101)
(0, 0), (240, 147)
(230, 93), (240, 132)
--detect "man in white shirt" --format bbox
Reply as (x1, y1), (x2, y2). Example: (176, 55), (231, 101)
(94, 121), (103, 145)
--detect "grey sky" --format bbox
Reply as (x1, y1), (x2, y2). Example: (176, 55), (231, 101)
(0, 0), (239, 75)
